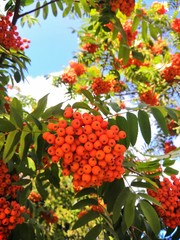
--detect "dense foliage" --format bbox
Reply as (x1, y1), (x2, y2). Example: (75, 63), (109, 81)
(0, 0), (180, 239)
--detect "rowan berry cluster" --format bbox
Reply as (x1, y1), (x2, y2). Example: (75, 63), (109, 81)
(0, 12), (30, 51)
(139, 89), (159, 106)
(151, 38), (167, 55)
(147, 175), (180, 229)
(114, 56), (149, 70)
(164, 141), (177, 154)
(0, 160), (22, 199)
(40, 210), (58, 224)
(61, 68), (77, 85)
(171, 18), (180, 34)
(0, 198), (25, 240)
(69, 61), (86, 76)
(28, 191), (42, 203)
(161, 53), (180, 83)
(81, 43), (98, 53)
(43, 107), (126, 189)
(91, 77), (111, 95)
(118, 21), (137, 46)
(109, 0), (135, 17)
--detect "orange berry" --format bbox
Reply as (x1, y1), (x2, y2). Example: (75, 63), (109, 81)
(74, 127), (83, 135)
(77, 167), (83, 175)
(65, 126), (74, 135)
(56, 127), (66, 136)
(98, 160), (107, 168)
(46, 133), (56, 144)
(91, 121), (101, 130)
(47, 122), (58, 131)
(76, 145), (85, 156)
(94, 140), (102, 150)
(62, 168), (70, 176)
(82, 114), (93, 125)
(88, 157), (97, 166)
(70, 162), (79, 172)
(64, 151), (73, 161)
(103, 145), (112, 153)
(51, 155), (59, 163)
(119, 130), (126, 139)
(84, 141), (94, 151)
(110, 125), (119, 133)
(71, 142), (77, 152)
(79, 134), (88, 144)
(95, 115), (103, 122)
(95, 129), (104, 137)
(65, 135), (74, 144)
(71, 119), (82, 129)
(55, 147), (64, 157)
(79, 159), (88, 167)
(82, 173), (91, 183)
(47, 146), (56, 155)
(101, 120), (109, 129)
(42, 131), (50, 140)
(55, 136), (65, 146)
(63, 107), (73, 118)
(83, 164), (92, 174)
(106, 129), (115, 138)
(88, 133), (97, 142)
(89, 149), (97, 157)
(58, 119), (68, 128)
(61, 143), (71, 153)
(96, 150), (105, 160)
(99, 134), (109, 144)
(83, 125), (93, 134)
(105, 153), (114, 163)
(114, 144), (126, 153)
(73, 154), (82, 162)
(73, 111), (82, 119)
(92, 165), (102, 175)
(73, 172), (81, 180)
(108, 138), (116, 147)
(91, 175), (98, 184)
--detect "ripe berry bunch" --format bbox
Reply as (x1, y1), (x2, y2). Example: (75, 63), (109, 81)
(164, 141), (177, 154)
(69, 61), (86, 76)
(139, 89), (159, 106)
(151, 2), (167, 15)
(0, 160), (22, 199)
(0, 197), (25, 239)
(147, 175), (180, 229)
(43, 107), (126, 189)
(0, 12), (30, 51)
(40, 210), (58, 224)
(109, 0), (135, 16)
(28, 191), (42, 203)
(117, 21), (137, 46)
(91, 77), (111, 95)
(61, 68), (77, 85)
(161, 53), (180, 83)
(171, 18), (180, 34)
(81, 43), (98, 53)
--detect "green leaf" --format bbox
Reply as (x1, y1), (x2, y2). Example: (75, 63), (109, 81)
(19, 130), (32, 160)
(139, 200), (161, 235)
(51, 2), (57, 16)
(80, 0), (90, 12)
(81, 89), (94, 103)
(44, 166), (60, 188)
(72, 198), (98, 210)
(123, 192), (136, 230)
(84, 224), (102, 240)
(3, 130), (21, 162)
(166, 107), (178, 122)
(131, 180), (153, 189)
(95, 103), (110, 116)
(113, 187), (131, 224)
(132, 15), (141, 32)
(149, 24), (160, 40)
(56, 0), (63, 10)
(27, 157), (36, 172)
(138, 110), (151, 144)
(18, 182), (32, 205)
(72, 102), (91, 110)
(151, 107), (168, 136)
(10, 98), (23, 129)
(103, 224), (119, 240)
(14, 71), (21, 83)
(142, 20), (148, 41)
(138, 193), (161, 206)
(74, 2), (82, 17)
(75, 187), (97, 198)
(35, 174), (49, 200)
(127, 112), (138, 146)
(163, 159), (175, 167)
(43, 1), (48, 19)
(72, 211), (99, 230)
(109, 102), (121, 112)
(116, 116), (130, 148)
(164, 166), (179, 176)
(30, 94), (48, 119)
(132, 50), (144, 62)
(0, 133), (5, 151)
(63, 5), (72, 17)
(0, 118), (16, 132)
(118, 43), (130, 65)
(34, 1), (41, 18)
(12, 179), (31, 186)
(41, 102), (63, 119)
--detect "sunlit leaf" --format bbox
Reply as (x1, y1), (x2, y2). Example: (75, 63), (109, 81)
(138, 110), (151, 144)
(51, 2), (57, 16)
(43, 1), (48, 19)
(0, 118), (16, 132)
(151, 107), (168, 136)
(34, 1), (40, 18)
(127, 112), (138, 146)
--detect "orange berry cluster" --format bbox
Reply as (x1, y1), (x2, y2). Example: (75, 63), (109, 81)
(61, 68), (77, 85)
(118, 21), (137, 46)
(28, 191), (42, 203)
(164, 141), (177, 154)
(171, 18), (180, 34)
(0, 198), (25, 239)
(81, 43), (98, 53)
(0, 12), (30, 51)
(109, 0), (135, 16)
(147, 175), (180, 229)
(40, 210), (58, 224)
(151, 2), (167, 15)
(43, 107), (126, 189)
(114, 56), (149, 70)
(0, 160), (22, 199)
(151, 38), (167, 55)
(161, 53), (180, 83)
(91, 77), (111, 95)
(69, 61), (86, 76)
(139, 89), (159, 106)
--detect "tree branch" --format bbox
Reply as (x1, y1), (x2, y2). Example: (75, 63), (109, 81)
(12, 0), (21, 25)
